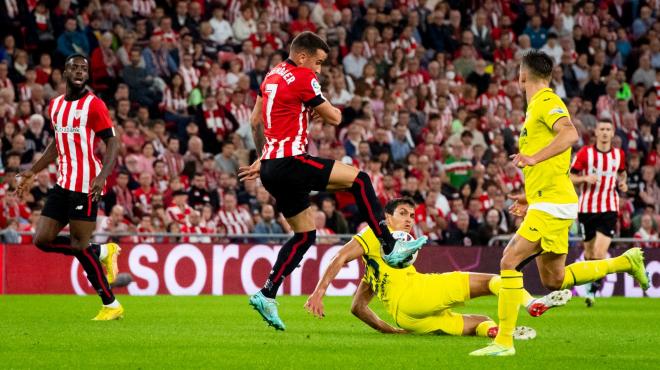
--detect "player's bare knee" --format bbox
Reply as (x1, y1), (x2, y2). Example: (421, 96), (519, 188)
(69, 238), (87, 251)
(33, 234), (52, 250)
(542, 278), (564, 291)
(499, 252), (519, 270)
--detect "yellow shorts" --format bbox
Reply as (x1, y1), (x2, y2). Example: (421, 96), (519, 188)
(517, 209), (573, 255)
(393, 272), (470, 335)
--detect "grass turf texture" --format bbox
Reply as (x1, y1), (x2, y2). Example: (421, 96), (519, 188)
(0, 295), (658, 369)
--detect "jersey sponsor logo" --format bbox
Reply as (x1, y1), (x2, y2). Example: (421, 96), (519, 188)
(549, 107), (565, 115)
(75, 205), (83, 210)
(311, 78), (322, 95)
(54, 125), (82, 134)
(521, 127), (528, 137)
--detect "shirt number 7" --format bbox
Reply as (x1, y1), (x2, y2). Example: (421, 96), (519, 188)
(265, 83), (278, 129)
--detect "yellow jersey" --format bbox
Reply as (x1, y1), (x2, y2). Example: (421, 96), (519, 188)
(354, 226), (417, 314)
(520, 88), (578, 219)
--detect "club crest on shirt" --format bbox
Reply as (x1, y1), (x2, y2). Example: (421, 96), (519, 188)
(73, 110), (84, 119)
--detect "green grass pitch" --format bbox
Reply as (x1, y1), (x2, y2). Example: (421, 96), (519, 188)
(0, 295), (658, 369)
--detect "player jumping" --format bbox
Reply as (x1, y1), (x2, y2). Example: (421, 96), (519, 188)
(305, 197), (572, 339)
(16, 54), (123, 320)
(570, 119), (627, 307)
(239, 32), (427, 330)
(470, 51), (649, 356)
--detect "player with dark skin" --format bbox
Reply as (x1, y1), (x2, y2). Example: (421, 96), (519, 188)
(17, 56), (120, 256)
(15, 55), (123, 320)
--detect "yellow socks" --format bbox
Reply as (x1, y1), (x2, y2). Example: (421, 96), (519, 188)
(561, 255), (632, 289)
(489, 275), (534, 308)
(494, 270), (523, 348)
(475, 320), (497, 337)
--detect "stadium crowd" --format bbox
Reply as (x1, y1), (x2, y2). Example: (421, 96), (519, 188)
(0, 0), (658, 247)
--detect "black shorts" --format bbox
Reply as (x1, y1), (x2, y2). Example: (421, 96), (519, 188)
(42, 185), (99, 224)
(578, 212), (618, 241)
(260, 154), (334, 218)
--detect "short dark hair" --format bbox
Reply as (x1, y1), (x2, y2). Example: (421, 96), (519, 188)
(522, 50), (554, 80)
(65, 53), (88, 66)
(385, 197), (416, 215)
(290, 31), (330, 56)
(597, 118), (613, 126)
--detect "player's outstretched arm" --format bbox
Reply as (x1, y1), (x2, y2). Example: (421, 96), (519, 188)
(16, 140), (58, 197)
(305, 239), (363, 318)
(351, 280), (407, 334)
(313, 101), (342, 126)
(90, 136), (120, 201)
(511, 117), (579, 168)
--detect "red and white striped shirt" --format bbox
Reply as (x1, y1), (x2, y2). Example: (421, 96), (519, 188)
(19, 83), (32, 101)
(160, 87), (188, 113)
(228, 101), (250, 127)
(414, 203), (444, 240)
(267, 0), (290, 24)
(217, 206), (252, 234)
(204, 105), (234, 137)
(0, 77), (13, 90)
(48, 92), (115, 194)
(259, 59), (324, 159)
(167, 204), (193, 224)
(179, 66), (200, 94)
(477, 92), (512, 115)
(181, 223), (212, 243)
(571, 146), (625, 213)
(132, 0), (156, 18)
(238, 52), (256, 73)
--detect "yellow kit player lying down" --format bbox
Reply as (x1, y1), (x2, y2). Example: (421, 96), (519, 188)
(305, 197), (571, 338)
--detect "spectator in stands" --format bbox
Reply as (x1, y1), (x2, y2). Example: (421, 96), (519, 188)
(187, 172), (214, 211)
(121, 47), (161, 107)
(443, 210), (479, 246)
(321, 197), (349, 235)
(214, 140), (239, 174)
(56, 17), (89, 58)
(253, 204), (285, 244)
(634, 214), (659, 248)
(477, 208), (509, 246)
(96, 204), (131, 243)
(315, 210), (339, 245)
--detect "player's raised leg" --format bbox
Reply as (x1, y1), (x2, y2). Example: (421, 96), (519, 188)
(250, 207), (316, 330)
(536, 246), (649, 293)
(69, 219), (123, 320)
(326, 161), (427, 265)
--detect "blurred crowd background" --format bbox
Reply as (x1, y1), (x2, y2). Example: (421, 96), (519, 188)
(0, 0), (658, 246)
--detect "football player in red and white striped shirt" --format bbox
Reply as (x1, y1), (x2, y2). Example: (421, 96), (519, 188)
(15, 54), (123, 320)
(239, 32), (427, 330)
(570, 119), (628, 307)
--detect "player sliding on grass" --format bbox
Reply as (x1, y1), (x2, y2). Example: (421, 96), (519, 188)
(239, 32), (426, 331)
(469, 51), (649, 357)
(15, 54), (123, 321)
(305, 197), (571, 338)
